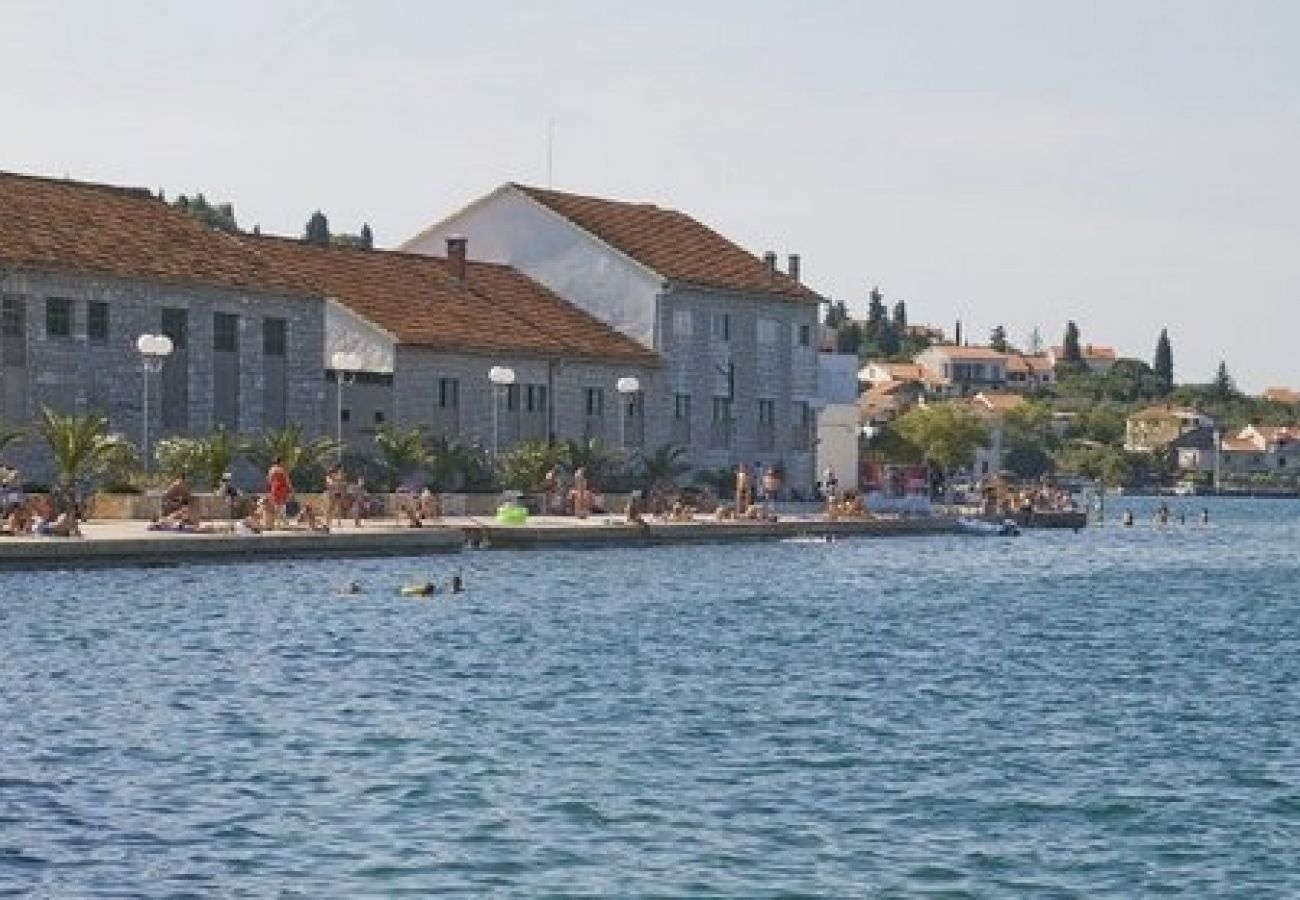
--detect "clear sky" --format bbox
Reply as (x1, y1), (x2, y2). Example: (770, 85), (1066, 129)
(4, 0), (1297, 390)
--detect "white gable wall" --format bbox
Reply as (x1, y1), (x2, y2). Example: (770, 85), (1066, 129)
(402, 188), (663, 348)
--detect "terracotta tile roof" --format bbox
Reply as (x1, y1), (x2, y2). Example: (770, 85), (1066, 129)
(1006, 353), (1053, 373)
(0, 170), (304, 295)
(1221, 436), (1259, 453)
(512, 184), (820, 303)
(1242, 425), (1300, 446)
(246, 236), (659, 365)
(923, 344), (1009, 361)
(1264, 387), (1300, 404)
(1050, 344), (1117, 361)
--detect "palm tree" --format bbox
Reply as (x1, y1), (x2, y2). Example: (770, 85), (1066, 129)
(373, 424), (430, 491)
(693, 466), (736, 500)
(562, 437), (617, 486)
(638, 443), (690, 502)
(36, 408), (135, 512)
(244, 424), (340, 485)
(194, 427), (242, 489)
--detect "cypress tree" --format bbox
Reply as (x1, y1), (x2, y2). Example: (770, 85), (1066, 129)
(304, 211), (331, 246)
(989, 325), (1008, 353)
(1153, 328), (1174, 393)
(1063, 321), (1083, 363)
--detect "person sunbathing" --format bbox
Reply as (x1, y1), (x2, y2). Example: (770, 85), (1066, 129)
(418, 488), (441, 521)
(296, 503), (330, 533)
(2, 503), (33, 535)
(148, 503), (212, 533)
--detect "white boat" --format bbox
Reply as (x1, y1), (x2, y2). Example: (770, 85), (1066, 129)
(956, 517), (1021, 537)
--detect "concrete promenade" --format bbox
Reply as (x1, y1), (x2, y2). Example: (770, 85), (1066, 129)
(0, 513), (960, 569)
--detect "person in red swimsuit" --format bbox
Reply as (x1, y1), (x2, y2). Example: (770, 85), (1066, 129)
(266, 457), (293, 529)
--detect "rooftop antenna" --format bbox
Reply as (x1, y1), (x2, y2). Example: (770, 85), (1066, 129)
(546, 117), (555, 188)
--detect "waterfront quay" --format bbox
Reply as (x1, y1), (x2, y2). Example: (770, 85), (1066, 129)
(0, 513), (960, 568)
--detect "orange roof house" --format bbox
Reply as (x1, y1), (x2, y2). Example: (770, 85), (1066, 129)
(247, 235), (658, 365)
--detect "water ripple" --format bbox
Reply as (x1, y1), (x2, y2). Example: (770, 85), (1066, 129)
(1, 498), (1298, 895)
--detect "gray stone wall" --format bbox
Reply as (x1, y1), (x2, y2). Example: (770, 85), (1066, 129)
(391, 347), (662, 458)
(656, 286), (820, 492)
(0, 266), (326, 480)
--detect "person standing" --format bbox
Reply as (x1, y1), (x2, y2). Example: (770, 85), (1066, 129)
(823, 465), (839, 505)
(572, 468), (590, 518)
(761, 466), (780, 516)
(325, 463), (348, 528)
(735, 463), (751, 515)
(266, 457), (292, 529)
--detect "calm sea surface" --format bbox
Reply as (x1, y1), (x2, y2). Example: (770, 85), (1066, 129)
(2, 498), (1298, 897)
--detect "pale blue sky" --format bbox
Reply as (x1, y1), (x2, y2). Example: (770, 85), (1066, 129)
(4, 0), (1297, 390)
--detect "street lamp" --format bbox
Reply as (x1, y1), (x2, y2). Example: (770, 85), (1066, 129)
(616, 375), (640, 453)
(136, 333), (173, 470)
(331, 351), (365, 461)
(488, 365), (516, 457)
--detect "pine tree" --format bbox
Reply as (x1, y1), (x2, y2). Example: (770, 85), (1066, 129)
(1153, 328), (1174, 393)
(891, 300), (907, 331)
(1212, 360), (1237, 400)
(1063, 321), (1083, 364)
(304, 211), (331, 245)
(989, 325), (1008, 353)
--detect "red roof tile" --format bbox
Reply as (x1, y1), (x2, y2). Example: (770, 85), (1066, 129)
(247, 236), (659, 364)
(513, 184), (820, 303)
(0, 170), (304, 294)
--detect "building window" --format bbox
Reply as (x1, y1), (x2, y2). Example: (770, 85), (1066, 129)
(505, 383), (519, 412)
(1, 295), (23, 337)
(438, 377), (459, 409)
(214, 312), (239, 352)
(526, 384), (548, 413)
(797, 324), (811, 347)
(758, 399), (775, 424)
(341, 408), (351, 423)
(673, 308), (693, 337)
(263, 318), (287, 357)
(711, 312), (731, 342)
(712, 397), (732, 423)
(674, 393), (692, 420)
(161, 307), (188, 350)
(585, 387), (605, 417)
(45, 297), (73, 338)
(88, 301), (109, 343)
(791, 400), (813, 450)
(374, 411), (385, 425)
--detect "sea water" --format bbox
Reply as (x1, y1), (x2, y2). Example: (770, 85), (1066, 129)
(1, 498), (1297, 896)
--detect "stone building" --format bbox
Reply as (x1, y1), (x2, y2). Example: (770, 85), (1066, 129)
(0, 171), (327, 479)
(246, 235), (661, 457)
(401, 184), (823, 492)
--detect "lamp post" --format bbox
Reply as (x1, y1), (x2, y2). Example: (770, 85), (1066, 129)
(136, 333), (173, 471)
(331, 351), (364, 462)
(488, 365), (516, 457)
(615, 376), (640, 455)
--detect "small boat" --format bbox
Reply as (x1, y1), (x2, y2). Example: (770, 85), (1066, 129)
(957, 518), (1021, 537)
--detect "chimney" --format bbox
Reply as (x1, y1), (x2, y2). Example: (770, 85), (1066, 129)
(787, 253), (801, 283)
(763, 251), (778, 277)
(446, 235), (468, 282)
